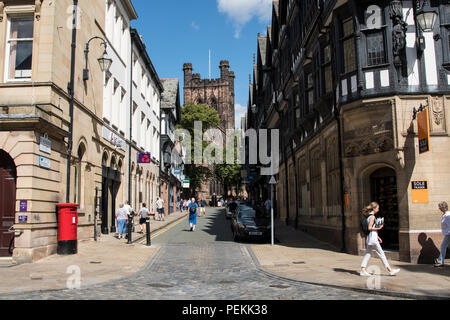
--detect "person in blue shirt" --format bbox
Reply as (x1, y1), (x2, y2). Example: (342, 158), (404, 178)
(188, 198), (198, 232)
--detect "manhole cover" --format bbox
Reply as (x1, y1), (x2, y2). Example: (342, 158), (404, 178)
(147, 283), (174, 288)
(269, 284), (290, 289)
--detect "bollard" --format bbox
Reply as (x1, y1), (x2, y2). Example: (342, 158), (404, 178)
(127, 211), (134, 244)
(146, 217), (151, 246)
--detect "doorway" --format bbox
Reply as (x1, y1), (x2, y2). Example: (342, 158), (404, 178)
(0, 150), (16, 257)
(370, 167), (399, 250)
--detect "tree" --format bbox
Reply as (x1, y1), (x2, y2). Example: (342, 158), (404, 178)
(214, 136), (242, 198)
(178, 103), (220, 197)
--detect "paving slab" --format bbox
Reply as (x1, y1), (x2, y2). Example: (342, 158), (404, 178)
(250, 221), (450, 299)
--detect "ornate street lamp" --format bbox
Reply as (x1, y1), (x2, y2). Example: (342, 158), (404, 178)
(83, 37), (112, 81)
(415, 0), (438, 33)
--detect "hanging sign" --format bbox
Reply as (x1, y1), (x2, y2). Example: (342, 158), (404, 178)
(138, 153), (151, 164)
(412, 181), (429, 204)
(417, 107), (430, 154)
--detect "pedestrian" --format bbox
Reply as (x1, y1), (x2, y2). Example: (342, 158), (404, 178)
(264, 198), (271, 214)
(435, 201), (450, 267)
(156, 197), (165, 221)
(115, 203), (128, 239)
(124, 200), (134, 216)
(200, 198), (207, 216)
(188, 197), (198, 231)
(138, 203), (149, 234)
(360, 202), (400, 276)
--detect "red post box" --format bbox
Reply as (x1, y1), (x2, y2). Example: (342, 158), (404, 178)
(56, 203), (79, 255)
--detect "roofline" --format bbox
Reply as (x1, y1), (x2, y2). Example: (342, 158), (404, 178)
(122, 0), (138, 20)
(130, 28), (164, 93)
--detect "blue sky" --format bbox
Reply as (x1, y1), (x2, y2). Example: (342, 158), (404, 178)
(130, 0), (272, 129)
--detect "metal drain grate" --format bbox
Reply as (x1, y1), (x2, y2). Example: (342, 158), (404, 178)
(269, 284), (290, 289)
(147, 283), (174, 288)
(292, 261), (305, 265)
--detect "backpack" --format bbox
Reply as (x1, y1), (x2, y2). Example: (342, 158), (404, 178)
(360, 216), (370, 236)
(189, 204), (196, 214)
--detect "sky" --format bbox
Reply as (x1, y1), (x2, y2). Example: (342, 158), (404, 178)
(130, 0), (273, 129)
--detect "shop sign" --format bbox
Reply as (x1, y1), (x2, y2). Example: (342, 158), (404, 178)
(39, 134), (52, 154)
(412, 181), (429, 204)
(138, 153), (151, 164)
(19, 200), (27, 212)
(417, 107), (430, 154)
(39, 156), (51, 169)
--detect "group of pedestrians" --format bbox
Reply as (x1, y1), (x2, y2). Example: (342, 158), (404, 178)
(114, 197), (167, 239)
(359, 200), (449, 276)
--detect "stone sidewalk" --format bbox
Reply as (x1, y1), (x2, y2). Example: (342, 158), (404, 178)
(0, 210), (188, 296)
(250, 221), (450, 300)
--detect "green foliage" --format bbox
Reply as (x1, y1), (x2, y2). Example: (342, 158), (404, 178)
(178, 103), (221, 196)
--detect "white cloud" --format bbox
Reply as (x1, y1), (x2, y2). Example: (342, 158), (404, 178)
(191, 21), (200, 31)
(235, 103), (247, 129)
(217, 0), (272, 38)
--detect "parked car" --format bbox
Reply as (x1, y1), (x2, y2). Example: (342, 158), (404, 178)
(231, 205), (270, 242)
(225, 201), (239, 219)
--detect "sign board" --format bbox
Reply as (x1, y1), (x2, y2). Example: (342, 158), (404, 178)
(39, 156), (51, 169)
(102, 126), (126, 150)
(269, 176), (277, 185)
(138, 153), (151, 164)
(174, 168), (181, 175)
(183, 179), (190, 188)
(18, 215), (28, 223)
(39, 135), (52, 154)
(412, 181), (429, 204)
(19, 200), (27, 212)
(417, 107), (430, 154)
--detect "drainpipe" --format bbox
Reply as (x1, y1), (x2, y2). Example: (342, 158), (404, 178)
(290, 138), (300, 229)
(336, 105), (347, 253)
(66, 0), (78, 203)
(128, 30), (134, 204)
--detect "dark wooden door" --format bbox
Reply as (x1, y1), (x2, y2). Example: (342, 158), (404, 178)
(371, 168), (399, 251)
(0, 165), (16, 256)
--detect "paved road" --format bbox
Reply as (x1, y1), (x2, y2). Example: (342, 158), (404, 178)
(4, 208), (401, 300)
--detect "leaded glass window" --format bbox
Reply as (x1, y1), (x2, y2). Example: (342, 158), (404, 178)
(367, 32), (386, 66)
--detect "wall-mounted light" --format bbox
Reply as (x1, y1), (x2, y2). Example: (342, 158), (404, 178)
(416, 0), (438, 33)
(251, 104), (257, 114)
(83, 37), (112, 81)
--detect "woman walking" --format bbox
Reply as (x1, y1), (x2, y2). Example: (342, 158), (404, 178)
(435, 201), (450, 267)
(138, 203), (149, 234)
(360, 202), (400, 276)
(115, 203), (128, 239)
(188, 198), (198, 232)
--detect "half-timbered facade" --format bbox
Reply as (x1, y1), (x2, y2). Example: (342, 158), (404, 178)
(250, 0), (450, 263)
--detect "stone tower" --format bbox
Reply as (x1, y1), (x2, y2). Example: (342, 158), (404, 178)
(183, 61), (235, 131)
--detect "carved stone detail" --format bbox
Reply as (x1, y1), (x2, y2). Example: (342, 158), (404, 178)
(430, 97), (446, 133)
(35, 0), (42, 21)
(0, 2), (4, 22)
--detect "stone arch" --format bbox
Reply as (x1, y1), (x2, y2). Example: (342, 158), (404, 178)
(102, 151), (109, 166)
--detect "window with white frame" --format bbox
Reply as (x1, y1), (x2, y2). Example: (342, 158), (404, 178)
(6, 15), (34, 80)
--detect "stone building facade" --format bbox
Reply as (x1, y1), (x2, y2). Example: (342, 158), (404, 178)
(0, 0), (107, 262)
(249, 0), (450, 263)
(182, 61), (235, 201)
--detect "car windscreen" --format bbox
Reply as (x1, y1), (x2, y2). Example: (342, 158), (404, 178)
(239, 209), (256, 219)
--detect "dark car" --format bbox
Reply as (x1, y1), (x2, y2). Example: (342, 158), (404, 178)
(231, 205), (270, 242)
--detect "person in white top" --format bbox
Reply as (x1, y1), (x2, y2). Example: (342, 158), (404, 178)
(156, 197), (165, 221)
(435, 201), (450, 267)
(360, 202), (400, 276)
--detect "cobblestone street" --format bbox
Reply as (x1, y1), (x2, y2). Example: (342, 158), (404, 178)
(2, 209), (401, 300)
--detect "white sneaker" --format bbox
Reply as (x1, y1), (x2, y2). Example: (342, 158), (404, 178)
(389, 268), (400, 276)
(360, 270), (371, 276)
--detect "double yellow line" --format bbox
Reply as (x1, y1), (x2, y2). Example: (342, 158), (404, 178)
(137, 216), (186, 244)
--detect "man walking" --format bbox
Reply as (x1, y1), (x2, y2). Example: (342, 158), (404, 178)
(188, 197), (198, 232)
(156, 197), (165, 221)
(435, 201), (450, 267)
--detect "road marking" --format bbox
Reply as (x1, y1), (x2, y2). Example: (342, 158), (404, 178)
(138, 216), (186, 244)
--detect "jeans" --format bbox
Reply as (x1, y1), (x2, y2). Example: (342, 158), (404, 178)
(437, 234), (450, 265)
(361, 241), (391, 270)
